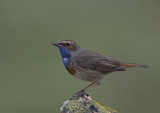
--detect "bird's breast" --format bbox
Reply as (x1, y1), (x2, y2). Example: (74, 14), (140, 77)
(66, 61), (76, 75)
(62, 57), (70, 68)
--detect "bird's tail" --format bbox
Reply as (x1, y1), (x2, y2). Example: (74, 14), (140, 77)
(119, 61), (148, 68)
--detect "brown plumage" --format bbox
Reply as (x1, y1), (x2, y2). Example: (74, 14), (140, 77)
(53, 40), (148, 96)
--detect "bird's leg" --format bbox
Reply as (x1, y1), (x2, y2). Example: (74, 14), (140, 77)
(75, 81), (101, 96)
(81, 82), (97, 92)
(71, 81), (101, 100)
(83, 81), (101, 93)
(76, 82), (96, 94)
(70, 82), (96, 100)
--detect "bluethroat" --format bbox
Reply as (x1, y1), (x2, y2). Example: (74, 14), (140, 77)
(52, 40), (148, 96)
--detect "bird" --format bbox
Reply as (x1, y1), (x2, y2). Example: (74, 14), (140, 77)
(52, 40), (148, 96)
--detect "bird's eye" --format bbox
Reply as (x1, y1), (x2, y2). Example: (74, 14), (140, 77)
(66, 43), (70, 46)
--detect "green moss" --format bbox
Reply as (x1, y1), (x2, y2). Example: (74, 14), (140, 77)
(61, 98), (117, 113)
(69, 99), (86, 112)
(93, 100), (117, 113)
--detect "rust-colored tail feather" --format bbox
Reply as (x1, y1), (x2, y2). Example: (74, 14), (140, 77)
(119, 61), (148, 68)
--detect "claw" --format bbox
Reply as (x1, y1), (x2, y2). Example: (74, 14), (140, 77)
(76, 89), (85, 94)
(70, 89), (86, 100)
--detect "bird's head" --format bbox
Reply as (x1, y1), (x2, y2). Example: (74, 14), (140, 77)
(52, 40), (79, 52)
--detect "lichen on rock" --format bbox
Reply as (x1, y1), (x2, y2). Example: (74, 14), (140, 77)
(60, 94), (117, 113)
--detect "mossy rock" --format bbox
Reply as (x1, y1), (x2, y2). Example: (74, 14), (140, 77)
(61, 94), (117, 113)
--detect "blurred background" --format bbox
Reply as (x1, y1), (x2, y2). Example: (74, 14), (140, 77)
(0, 0), (160, 113)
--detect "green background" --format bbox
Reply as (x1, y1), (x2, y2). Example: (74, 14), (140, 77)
(0, 0), (159, 113)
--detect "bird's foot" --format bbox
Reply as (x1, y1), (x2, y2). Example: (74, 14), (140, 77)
(76, 89), (85, 94)
(70, 89), (86, 100)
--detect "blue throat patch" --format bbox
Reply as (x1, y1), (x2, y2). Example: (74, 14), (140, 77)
(58, 46), (71, 68)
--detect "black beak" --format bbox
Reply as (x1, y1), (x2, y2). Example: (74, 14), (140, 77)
(52, 43), (58, 46)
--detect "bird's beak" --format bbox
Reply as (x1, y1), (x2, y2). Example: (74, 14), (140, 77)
(52, 43), (58, 46)
(52, 43), (62, 47)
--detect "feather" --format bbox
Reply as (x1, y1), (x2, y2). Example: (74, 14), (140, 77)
(71, 49), (125, 72)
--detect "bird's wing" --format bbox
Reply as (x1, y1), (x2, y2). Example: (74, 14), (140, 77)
(72, 49), (125, 72)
